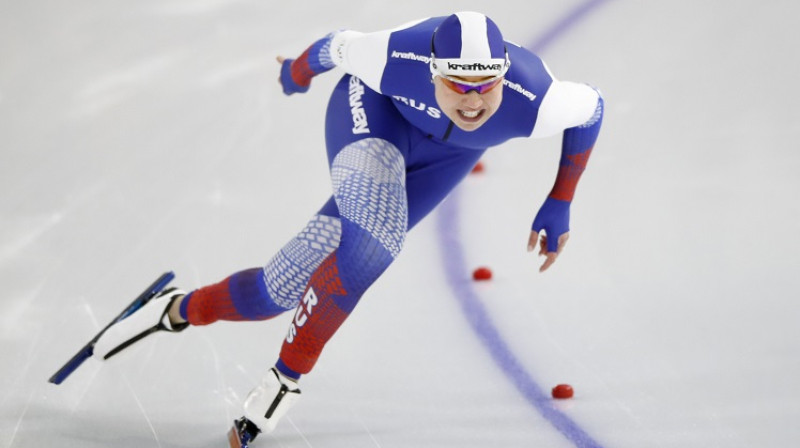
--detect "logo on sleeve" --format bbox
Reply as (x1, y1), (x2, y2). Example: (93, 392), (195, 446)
(390, 51), (431, 64)
(504, 79), (537, 102)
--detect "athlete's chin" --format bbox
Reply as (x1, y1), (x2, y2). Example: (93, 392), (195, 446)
(453, 122), (483, 132)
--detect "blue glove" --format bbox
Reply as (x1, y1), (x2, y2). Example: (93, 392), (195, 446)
(531, 197), (571, 252)
(279, 58), (310, 95)
(278, 34), (337, 96)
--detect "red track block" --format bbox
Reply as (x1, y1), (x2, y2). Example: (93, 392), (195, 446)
(472, 267), (493, 281)
(552, 384), (574, 399)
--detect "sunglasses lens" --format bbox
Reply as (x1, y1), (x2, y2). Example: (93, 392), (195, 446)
(442, 77), (502, 94)
(477, 78), (502, 93)
(444, 79), (468, 93)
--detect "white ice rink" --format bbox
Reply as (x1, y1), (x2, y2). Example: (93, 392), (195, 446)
(2, 0), (800, 447)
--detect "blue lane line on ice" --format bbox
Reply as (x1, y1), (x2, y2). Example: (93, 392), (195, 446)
(435, 1), (609, 447)
(527, 0), (610, 54)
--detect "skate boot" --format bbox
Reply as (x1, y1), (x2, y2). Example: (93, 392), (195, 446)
(93, 287), (189, 360)
(232, 368), (301, 444)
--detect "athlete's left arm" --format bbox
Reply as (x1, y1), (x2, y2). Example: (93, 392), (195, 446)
(529, 81), (604, 272)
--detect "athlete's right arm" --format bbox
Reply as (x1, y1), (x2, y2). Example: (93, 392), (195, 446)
(278, 22), (421, 95)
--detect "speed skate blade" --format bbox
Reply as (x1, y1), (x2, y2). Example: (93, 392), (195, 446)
(48, 272), (175, 384)
(228, 424), (248, 448)
(228, 417), (259, 448)
(227, 425), (243, 448)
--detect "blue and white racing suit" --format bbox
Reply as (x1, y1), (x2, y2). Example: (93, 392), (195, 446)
(179, 16), (604, 380)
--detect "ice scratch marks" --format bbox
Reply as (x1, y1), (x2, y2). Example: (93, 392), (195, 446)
(6, 390), (36, 448)
(196, 331), (236, 425)
(286, 417), (314, 448)
(82, 297), (101, 331)
(352, 410), (383, 448)
(71, 54), (179, 119)
(122, 375), (163, 448)
(0, 283), (43, 337)
(0, 286), (43, 417)
(0, 213), (63, 264)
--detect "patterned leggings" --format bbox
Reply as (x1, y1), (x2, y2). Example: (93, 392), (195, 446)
(179, 75), (485, 378)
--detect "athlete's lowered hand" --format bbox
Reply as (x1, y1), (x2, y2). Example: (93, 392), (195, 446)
(527, 230), (569, 272)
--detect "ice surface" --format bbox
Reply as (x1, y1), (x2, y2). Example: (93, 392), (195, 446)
(2, 0), (800, 447)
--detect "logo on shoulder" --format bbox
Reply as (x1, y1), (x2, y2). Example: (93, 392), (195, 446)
(504, 79), (537, 102)
(348, 76), (370, 135)
(391, 51), (431, 64)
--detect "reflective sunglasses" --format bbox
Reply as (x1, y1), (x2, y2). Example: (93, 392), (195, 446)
(439, 75), (504, 94)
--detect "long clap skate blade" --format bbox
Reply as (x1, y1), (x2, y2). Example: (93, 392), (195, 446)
(228, 418), (259, 448)
(48, 272), (176, 385)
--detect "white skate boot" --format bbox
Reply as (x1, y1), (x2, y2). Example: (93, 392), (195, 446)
(231, 368), (301, 444)
(93, 287), (189, 360)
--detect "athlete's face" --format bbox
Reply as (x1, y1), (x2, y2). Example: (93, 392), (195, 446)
(434, 75), (504, 132)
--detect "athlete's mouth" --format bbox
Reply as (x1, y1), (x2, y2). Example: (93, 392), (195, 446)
(458, 109), (484, 121)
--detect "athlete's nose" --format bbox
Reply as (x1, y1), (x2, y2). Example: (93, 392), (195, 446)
(462, 91), (483, 108)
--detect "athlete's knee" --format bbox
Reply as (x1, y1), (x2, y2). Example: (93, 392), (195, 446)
(331, 137), (408, 259)
(263, 214), (342, 310)
(337, 218), (406, 293)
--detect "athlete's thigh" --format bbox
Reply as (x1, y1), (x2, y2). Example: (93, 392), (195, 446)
(318, 75), (411, 219)
(324, 75), (411, 165)
(405, 136), (486, 229)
